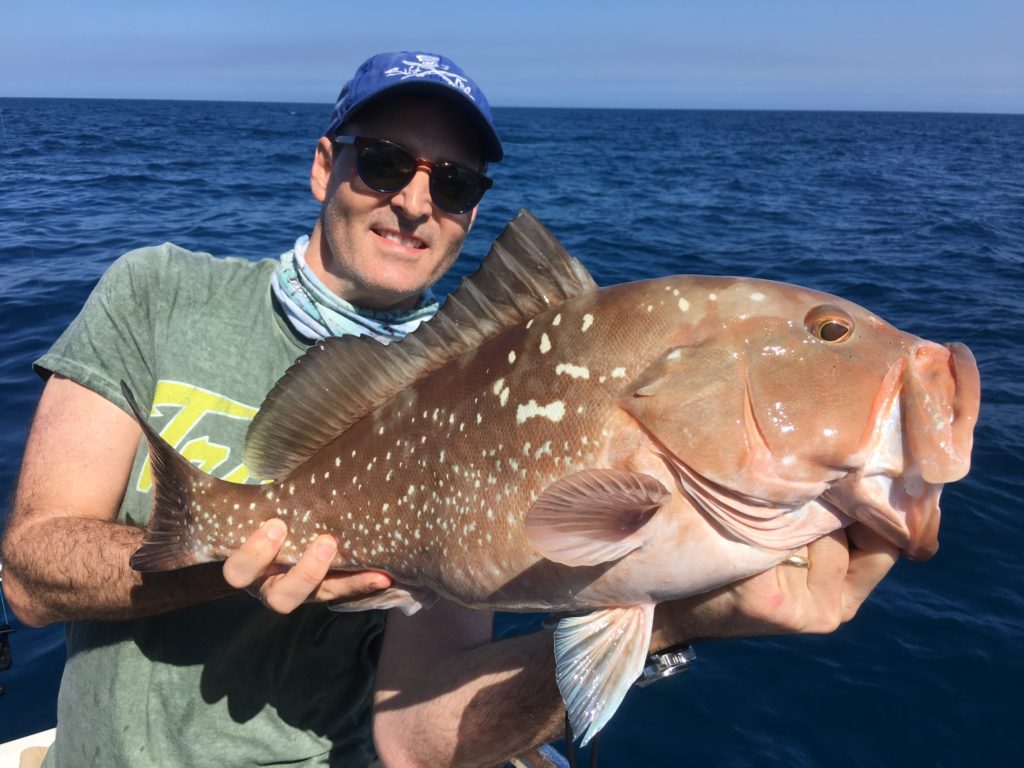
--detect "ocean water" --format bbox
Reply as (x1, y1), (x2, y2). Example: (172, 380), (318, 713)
(0, 99), (1021, 766)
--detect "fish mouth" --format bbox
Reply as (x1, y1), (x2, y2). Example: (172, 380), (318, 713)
(825, 472), (943, 561)
(829, 341), (979, 560)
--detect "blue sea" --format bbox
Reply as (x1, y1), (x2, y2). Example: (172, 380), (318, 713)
(1, 99), (1021, 766)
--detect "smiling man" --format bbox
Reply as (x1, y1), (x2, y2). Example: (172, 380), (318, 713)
(2, 51), (898, 767)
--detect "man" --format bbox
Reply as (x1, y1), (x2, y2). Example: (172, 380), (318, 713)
(1, 51), (898, 767)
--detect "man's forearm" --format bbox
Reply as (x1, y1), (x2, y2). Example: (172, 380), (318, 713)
(374, 625), (565, 768)
(373, 598), (716, 768)
(1, 516), (235, 626)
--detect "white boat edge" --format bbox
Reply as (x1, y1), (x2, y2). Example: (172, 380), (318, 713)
(0, 729), (55, 767)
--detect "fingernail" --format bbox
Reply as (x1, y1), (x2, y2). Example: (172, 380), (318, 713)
(315, 536), (337, 562)
(264, 520), (286, 542)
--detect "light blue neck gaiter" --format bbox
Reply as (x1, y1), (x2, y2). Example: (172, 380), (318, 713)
(272, 235), (440, 344)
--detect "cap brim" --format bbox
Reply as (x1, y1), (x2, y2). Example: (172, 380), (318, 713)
(330, 80), (503, 163)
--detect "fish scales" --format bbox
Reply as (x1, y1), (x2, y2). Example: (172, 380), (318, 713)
(124, 210), (979, 745)
(236, 281), (688, 607)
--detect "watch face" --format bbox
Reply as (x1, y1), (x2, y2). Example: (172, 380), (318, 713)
(636, 647), (696, 687)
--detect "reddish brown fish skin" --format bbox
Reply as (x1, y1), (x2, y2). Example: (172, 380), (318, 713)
(177, 275), (980, 610)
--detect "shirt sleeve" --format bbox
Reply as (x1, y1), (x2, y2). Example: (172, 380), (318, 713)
(33, 246), (168, 412)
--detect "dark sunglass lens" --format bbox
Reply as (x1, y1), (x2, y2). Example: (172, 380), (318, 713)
(358, 141), (415, 192)
(431, 165), (486, 213)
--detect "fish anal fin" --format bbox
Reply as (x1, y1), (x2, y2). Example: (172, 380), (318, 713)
(525, 469), (669, 567)
(555, 604), (655, 746)
(326, 585), (437, 616)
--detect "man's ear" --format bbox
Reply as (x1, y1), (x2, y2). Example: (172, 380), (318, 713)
(310, 137), (335, 203)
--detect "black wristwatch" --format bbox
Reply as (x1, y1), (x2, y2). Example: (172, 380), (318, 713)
(635, 643), (696, 687)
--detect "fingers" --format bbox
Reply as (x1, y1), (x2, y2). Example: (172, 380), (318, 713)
(841, 523), (899, 622)
(223, 519), (288, 589)
(258, 542), (392, 614)
(257, 534), (339, 614)
(221, 519), (394, 614)
(798, 530), (850, 633)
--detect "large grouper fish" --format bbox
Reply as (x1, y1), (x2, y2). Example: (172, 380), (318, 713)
(125, 210), (979, 743)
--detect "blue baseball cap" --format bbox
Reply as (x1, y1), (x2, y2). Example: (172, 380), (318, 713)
(324, 51), (503, 163)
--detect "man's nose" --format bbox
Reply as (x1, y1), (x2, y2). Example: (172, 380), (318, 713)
(391, 164), (433, 219)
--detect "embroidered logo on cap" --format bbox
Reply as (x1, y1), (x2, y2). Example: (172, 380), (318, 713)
(384, 54), (475, 100)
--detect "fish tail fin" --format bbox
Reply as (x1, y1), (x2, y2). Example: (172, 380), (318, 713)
(121, 381), (225, 572)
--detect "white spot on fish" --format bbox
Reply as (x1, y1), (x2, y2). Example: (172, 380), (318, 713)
(581, 314), (594, 332)
(667, 349), (682, 360)
(526, 319), (535, 329)
(647, 304), (653, 312)
(517, 400), (565, 424)
(709, 293), (717, 301)
(540, 333), (551, 354)
(555, 362), (590, 379)
(553, 313), (561, 326)
(508, 350), (516, 364)
(500, 387), (510, 407)
(751, 292), (765, 302)
(492, 378), (505, 396)
(611, 367), (627, 379)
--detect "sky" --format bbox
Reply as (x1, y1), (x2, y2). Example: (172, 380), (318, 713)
(2, 0), (1021, 113)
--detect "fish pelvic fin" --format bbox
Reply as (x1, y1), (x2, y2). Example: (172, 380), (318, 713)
(525, 469), (669, 566)
(555, 604), (655, 746)
(244, 210), (598, 480)
(326, 585), (438, 616)
(121, 381), (230, 572)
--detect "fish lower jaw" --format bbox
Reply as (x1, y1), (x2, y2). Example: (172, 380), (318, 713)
(826, 470), (941, 559)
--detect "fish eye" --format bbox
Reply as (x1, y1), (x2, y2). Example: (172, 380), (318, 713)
(804, 305), (854, 343)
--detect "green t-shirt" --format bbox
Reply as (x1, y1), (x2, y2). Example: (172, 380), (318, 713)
(35, 244), (386, 768)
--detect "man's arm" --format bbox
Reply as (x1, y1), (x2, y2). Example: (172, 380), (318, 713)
(371, 526), (898, 768)
(0, 375), (390, 627)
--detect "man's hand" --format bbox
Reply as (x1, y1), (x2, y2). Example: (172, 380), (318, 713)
(222, 519), (392, 614)
(651, 523), (900, 649)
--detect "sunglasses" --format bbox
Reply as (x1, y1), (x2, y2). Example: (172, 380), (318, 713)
(333, 135), (492, 215)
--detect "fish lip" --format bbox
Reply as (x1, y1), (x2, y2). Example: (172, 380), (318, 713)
(836, 341), (980, 560)
(824, 471), (942, 561)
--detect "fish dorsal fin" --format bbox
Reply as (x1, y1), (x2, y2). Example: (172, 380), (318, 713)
(244, 209), (597, 480)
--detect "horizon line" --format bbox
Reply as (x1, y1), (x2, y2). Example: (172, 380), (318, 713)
(1, 94), (1021, 118)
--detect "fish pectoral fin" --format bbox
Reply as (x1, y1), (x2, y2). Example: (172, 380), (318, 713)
(524, 469), (670, 566)
(555, 604), (655, 746)
(326, 585), (437, 616)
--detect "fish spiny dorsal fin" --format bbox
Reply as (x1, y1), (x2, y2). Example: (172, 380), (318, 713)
(244, 209), (597, 480)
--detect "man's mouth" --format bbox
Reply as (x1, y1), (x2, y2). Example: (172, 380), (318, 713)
(374, 227), (427, 250)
